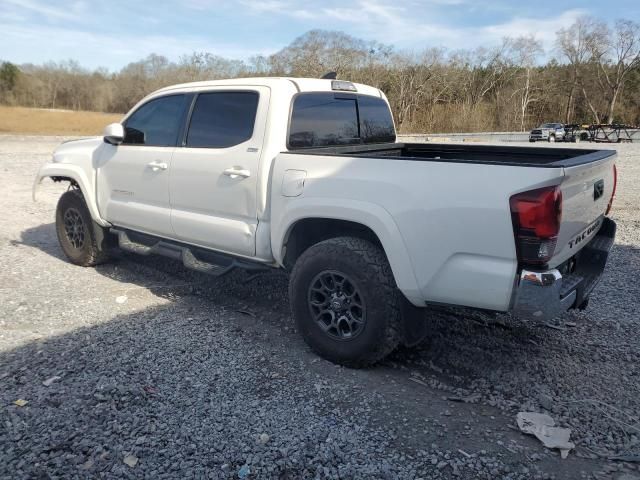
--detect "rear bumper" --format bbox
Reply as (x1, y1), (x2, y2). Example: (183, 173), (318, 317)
(512, 217), (616, 321)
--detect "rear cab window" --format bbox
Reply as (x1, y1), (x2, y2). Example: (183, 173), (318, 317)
(288, 92), (396, 149)
(186, 91), (259, 148)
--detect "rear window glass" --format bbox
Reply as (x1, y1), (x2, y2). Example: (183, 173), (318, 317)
(358, 95), (396, 144)
(288, 92), (395, 149)
(186, 91), (259, 148)
(289, 93), (359, 148)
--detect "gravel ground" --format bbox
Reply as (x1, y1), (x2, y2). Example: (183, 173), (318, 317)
(0, 134), (639, 479)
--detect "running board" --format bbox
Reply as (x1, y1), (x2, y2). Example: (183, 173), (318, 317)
(111, 228), (269, 277)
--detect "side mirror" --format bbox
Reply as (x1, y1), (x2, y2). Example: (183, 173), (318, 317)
(103, 123), (125, 145)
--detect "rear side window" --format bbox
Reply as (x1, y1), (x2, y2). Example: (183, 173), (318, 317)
(123, 94), (188, 146)
(186, 91), (259, 148)
(288, 92), (395, 149)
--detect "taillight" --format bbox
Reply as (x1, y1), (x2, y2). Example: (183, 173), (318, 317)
(510, 186), (562, 265)
(606, 164), (617, 215)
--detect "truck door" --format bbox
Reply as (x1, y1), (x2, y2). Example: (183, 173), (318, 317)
(95, 94), (190, 237)
(169, 87), (269, 257)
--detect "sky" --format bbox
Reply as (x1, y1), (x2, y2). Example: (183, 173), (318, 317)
(1, 0), (639, 71)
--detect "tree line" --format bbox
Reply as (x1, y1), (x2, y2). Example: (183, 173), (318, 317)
(1, 16), (639, 133)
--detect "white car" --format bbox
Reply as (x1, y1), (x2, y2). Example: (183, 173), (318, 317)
(34, 77), (618, 366)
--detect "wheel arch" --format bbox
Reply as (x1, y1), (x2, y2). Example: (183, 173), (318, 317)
(33, 163), (109, 227)
(272, 200), (423, 305)
(282, 218), (382, 269)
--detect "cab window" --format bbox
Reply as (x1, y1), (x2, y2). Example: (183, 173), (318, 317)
(123, 94), (188, 146)
(186, 91), (259, 148)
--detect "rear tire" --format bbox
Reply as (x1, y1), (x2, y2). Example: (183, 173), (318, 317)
(548, 134), (556, 143)
(289, 237), (401, 367)
(576, 297), (589, 310)
(56, 189), (110, 267)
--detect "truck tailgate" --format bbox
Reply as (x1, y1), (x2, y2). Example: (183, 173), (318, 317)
(551, 151), (616, 267)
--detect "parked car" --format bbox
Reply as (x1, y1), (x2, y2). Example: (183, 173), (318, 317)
(529, 123), (566, 142)
(34, 77), (618, 367)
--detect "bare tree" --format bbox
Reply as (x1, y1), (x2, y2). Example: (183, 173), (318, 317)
(458, 40), (514, 108)
(2, 25), (640, 132)
(386, 50), (444, 129)
(595, 20), (640, 123)
(266, 30), (389, 78)
(510, 36), (544, 131)
(38, 62), (67, 109)
(555, 17), (608, 123)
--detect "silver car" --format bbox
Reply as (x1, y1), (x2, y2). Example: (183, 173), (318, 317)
(529, 123), (565, 142)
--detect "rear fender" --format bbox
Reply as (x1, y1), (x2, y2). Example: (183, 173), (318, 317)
(272, 198), (423, 306)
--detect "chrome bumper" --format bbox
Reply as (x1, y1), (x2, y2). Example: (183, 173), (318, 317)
(512, 217), (616, 321)
(512, 269), (576, 320)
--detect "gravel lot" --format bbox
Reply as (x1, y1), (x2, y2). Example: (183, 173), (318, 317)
(1, 135), (639, 479)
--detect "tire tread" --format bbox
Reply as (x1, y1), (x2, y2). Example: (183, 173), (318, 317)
(56, 189), (110, 267)
(289, 236), (401, 367)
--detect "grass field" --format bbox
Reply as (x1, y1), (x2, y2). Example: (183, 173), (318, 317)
(0, 106), (122, 135)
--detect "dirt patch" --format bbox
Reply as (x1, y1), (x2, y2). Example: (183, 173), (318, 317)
(0, 107), (122, 135)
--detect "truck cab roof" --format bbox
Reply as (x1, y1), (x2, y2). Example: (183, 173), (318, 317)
(152, 77), (385, 98)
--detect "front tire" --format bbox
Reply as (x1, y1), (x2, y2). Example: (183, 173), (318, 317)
(548, 134), (556, 143)
(289, 237), (401, 367)
(56, 189), (110, 266)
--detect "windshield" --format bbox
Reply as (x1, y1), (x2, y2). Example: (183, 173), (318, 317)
(540, 123), (561, 128)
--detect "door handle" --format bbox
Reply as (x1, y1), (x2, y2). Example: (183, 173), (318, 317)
(147, 161), (168, 171)
(223, 167), (251, 179)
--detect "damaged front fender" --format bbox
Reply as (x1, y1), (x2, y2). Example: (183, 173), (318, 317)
(33, 162), (110, 227)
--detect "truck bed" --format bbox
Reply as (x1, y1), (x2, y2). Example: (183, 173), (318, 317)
(291, 142), (615, 168)
(273, 140), (616, 311)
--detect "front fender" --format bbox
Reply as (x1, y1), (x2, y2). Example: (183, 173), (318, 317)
(33, 163), (110, 227)
(272, 197), (423, 306)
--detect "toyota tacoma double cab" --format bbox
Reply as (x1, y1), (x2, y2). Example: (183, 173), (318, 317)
(34, 77), (618, 367)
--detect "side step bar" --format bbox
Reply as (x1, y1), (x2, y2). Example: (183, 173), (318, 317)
(111, 228), (270, 277)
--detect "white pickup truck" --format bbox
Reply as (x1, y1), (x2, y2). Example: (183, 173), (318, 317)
(34, 77), (617, 367)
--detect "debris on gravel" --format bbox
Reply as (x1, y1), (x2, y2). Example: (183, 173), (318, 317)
(516, 412), (575, 459)
(41, 375), (61, 387)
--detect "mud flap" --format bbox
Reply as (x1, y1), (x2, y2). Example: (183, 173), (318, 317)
(92, 220), (117, 254)
(400, 296), (429, 347)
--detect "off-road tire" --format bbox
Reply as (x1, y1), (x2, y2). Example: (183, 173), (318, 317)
(289, 236), (402, 368)
(576, 297), (590, 310)
(548, 134), (556, 143)
(56, 189), (110, 267)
